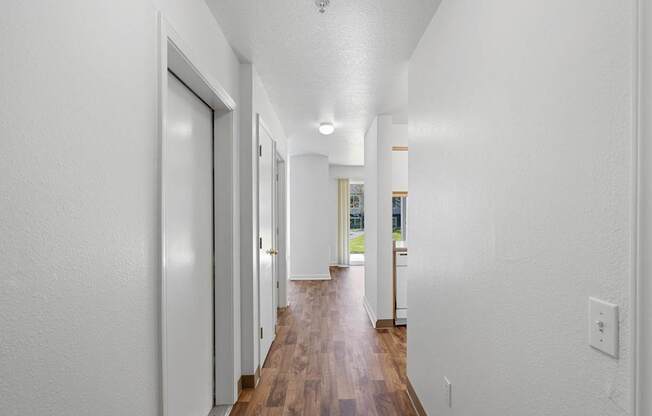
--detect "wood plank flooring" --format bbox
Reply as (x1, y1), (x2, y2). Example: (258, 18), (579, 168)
(231, 266), (415, 416)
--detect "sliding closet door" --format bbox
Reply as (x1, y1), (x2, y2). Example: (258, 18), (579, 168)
(164, 72), (214, 416)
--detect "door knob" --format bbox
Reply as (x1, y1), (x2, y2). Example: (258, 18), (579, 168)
(266, 249), (278, 255)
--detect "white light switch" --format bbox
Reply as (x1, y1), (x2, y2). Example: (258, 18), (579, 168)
(589, 297), (618, 358)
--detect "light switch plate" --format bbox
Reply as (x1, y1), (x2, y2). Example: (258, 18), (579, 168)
(444, 377), (452, 408)
(589, 297), (618, 358)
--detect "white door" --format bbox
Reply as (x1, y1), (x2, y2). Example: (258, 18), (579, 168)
(258, 123), (276, 363)
(164, 72), (214, 416)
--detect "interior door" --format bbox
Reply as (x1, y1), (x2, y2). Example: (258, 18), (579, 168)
(258, 123), (276, 363)
(164, 71), (214, 416)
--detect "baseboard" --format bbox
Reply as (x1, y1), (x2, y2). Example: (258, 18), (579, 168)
(289, 274), (331, 281)
(407, 377), (428, 416)
(240, 365), (260, 389)
(362, 296), (394, 329)
(362, 295), (378, 328)
(208, 405), (233, 416)
(375, 319), (394, 328)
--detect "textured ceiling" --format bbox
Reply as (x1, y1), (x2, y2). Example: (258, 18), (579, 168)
(206, 0), (441, 165)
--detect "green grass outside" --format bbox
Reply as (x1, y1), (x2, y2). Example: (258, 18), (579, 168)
(350, 233), (365, 253)
(349, 231), (402, 254)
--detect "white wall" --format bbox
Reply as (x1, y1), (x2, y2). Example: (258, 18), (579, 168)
(639, 1), (652, 413)
(388, 123), (408, 193)
(363, 119), (379, 318)
(364, 117), (407, 323)
(408, 0), (635, 415)
(0, 1), (240, 414)
(328, 165), (364, 265)
(238, 64), (287, 375)
(330, 164), (365, 181)
(391, 151), (408, 193)
(289, 154), (330, 279)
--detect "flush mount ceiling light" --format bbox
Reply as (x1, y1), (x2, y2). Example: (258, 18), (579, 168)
(319, 122), (335, 135)
(315, 0), (330, 13)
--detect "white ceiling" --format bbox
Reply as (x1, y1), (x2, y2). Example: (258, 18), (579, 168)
(206, 0), (441, 165)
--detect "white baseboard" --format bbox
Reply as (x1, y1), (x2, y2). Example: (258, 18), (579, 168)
(209, 405), (233, 416)
(289, 273), (331, 281)
(362, 295), (377, 328)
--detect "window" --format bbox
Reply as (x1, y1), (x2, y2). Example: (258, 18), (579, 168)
(392, 195), (407, 241)
(349, 183), (365, 255)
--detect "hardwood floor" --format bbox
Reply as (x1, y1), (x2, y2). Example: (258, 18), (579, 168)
(231, 266), (415, 416)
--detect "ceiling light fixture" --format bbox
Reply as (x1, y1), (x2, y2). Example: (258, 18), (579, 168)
(315, 0), (330, 13)
(319, 122), (335, 135)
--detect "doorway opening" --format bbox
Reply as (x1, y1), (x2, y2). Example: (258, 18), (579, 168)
(159, 14), (238, 416)
(349, 181), (365, 265)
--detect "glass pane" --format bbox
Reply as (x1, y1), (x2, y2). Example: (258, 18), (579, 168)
(393, 197), (402, 241)
(393, 196), (407, 241)
(349, 183), (364, 255)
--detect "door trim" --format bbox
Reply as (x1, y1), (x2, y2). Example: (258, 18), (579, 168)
(275, 156), (288, 309)
(158, 13), (239, 414)
(636, 0), (651, 413)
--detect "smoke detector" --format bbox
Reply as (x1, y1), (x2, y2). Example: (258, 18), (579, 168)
(315, 0), (330, 13)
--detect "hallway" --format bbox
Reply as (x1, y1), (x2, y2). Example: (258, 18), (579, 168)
(232, 267), (414, 416)
(2, 1), (652, 415)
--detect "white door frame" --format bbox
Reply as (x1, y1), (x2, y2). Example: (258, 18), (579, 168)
(276, 156), (288, 309)
(637, 0), (651, 414)
(158, 13), (239, 414)
(272, 152), (279, 315)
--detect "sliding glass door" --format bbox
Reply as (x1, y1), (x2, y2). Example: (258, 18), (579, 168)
(349, 182), (364, 264)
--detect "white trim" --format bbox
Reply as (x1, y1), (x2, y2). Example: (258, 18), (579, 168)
(258, 115), (274, 144)
(163, 21), (235, 112)
(636, 0), (651, 413)
(158, 12), (239, 414)
(208, 405), (234, 416)
(289, 274), (332, 281)
(632, 0), (640, 410)
(213, 111), (238, 405)
(362, 295), (377, 328)
(276, 157), (289, 308)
